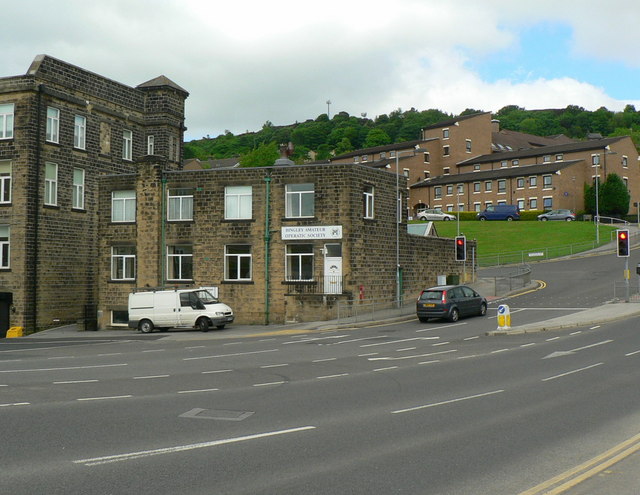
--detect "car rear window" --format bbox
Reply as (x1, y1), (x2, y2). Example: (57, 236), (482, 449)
(419, 290), (443, 301)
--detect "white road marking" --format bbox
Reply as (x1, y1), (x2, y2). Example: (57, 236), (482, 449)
(418, 360), (440, 365)
(260, 364), (289, 369)
(520, 343), (536, 348)
(133, 375), (169, 380)
(0, 402), (30, 407)
(77, 395), (132, 401)
(73, 426), (317, 466)
(625, 349), (640, 356)
(464, 336), (480, 341)
(542, 362), (604, 382)
(491, 349), (509, 354)
(416, 322), (466, 333)
(97, 353), (122, 357)
(186, 346), (206, 350)
(546, 337), (560, 341)
(0, 363), (127, 373)
(361, 337), (438, 348)
(183, 349), (278, 360)
(374, 366), (399, 372)
(54, 380), (99, 384)
(142, 349), (165, 353)
(312, 358), (336, 363)
(570, 331), (582, 336)
(202, 369), (232, 374)
(358, 353), (378, 357)
(253, 381), (285, 387)
(590, 325), (601, 330)
(317, 373), (348, 380)
(433, 342), (450, 346)
(392, 390), (504, 414)
(368, 349), (457, 361)
(177, 388), (219, 394)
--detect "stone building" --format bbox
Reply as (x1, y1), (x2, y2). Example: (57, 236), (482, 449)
(98, 159), (469, 328)
(0, 55), (187, 334)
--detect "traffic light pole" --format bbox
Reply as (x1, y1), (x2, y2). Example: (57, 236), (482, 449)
(625, 257), (630, 303)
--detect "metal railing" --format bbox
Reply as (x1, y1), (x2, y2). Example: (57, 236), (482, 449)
(335, 297), (415, 324)
(283, 276), (346, 295)
(613, 282), (640, 302)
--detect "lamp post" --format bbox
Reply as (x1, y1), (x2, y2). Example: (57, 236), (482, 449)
(594, 156), (600, 244)
(395, 146), (426, 308)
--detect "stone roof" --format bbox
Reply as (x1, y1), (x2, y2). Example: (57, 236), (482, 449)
(137, 75), (189, 96)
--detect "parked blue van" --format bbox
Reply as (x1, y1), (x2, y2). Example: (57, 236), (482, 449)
(477, 204), (520, 221)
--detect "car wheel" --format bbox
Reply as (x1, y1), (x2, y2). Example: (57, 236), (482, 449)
(419, 217), (427, 221)
(541, 217), (548, 221)
(418, 316), (429, 323)
(479, 302), (487, 316)
(449, 308), (460, 322)
(506, 216), (514, 221)
(479, 217), (486, 221)
(138, 319), (154, 333)
(197, 317), (210, 332)
(444, 217), (451, 221)
(565, 217), (573, 221)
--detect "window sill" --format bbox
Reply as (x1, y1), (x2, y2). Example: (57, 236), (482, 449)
(221, 218), (255, 223)
(109, 279), (136, 283)
(221, 280), (254, 284)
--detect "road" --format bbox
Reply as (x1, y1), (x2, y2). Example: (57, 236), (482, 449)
(1, 251), (639, 494)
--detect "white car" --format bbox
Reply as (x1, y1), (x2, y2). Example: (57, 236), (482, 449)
(416, 209), (456, 221)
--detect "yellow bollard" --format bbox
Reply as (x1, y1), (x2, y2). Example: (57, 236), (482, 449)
(497, 305), (511, 330)
(6, 326), (24, 338)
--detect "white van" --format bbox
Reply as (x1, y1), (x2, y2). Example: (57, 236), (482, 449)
(128, 288), (234, 333)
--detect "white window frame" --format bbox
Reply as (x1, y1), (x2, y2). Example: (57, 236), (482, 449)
(167, 245), (193, 281)
(434, 186), (442, 199)
(443, 145), (450, 157)
(72, 168), (85, 210)
(286, 244), (314, 281)
(168, 188), (194, 221)
(111, 190), (136, 222)
(74, 115), (86, 149)
(465, 139), (472, 153)
(442, 128), (449, 139)
(446, 185), (453, 196)
(530, 197), (538, 209)
(543, 174), (553, 189)
(473, 182), (480, 193)
(497, 179), (506, 194)
(122, 129), (133, 161)
(516, 177), (525, 189)
(225, 185), (252, 219)
(224, 245), (252, 281)
(623, 155), (628, 168)
(423, 152), (430, 163)
(44, 162), (58, 206)
(0, 103), (14, 139)
(111, 246), (136, 280)
(543, 196), (553, 210)
(0, 160), (11, 204)
(363, 185), (374, 219)
(485, 181), (492, 192)
(285, 183), (314, 218)
(529, 176), (538, 188)
(46, 107), (59, 143)
(147, 135), (155, 155)
(0, 225), (9, 268)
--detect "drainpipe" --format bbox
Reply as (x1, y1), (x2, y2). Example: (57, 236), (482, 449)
(161, 174), (167, 287)
(264, 174), (272, 325)
(30, 85), (44, 332)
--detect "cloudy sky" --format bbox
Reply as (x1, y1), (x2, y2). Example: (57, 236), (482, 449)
(3, 0), (640, 141)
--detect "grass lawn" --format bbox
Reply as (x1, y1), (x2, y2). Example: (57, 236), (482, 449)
(417, 220), (617, 262)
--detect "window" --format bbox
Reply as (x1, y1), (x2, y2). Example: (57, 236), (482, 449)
(530, 198), (538, 209)
(361, 155), (368, 162)
(46, 107), (59, 143)
(0, 225), (9, 268)
(457, 184), (463, 194)
(403, 168), (409, 178)
(434, 186), (442, 199)
(529, 176), (537, 187)
(225, 185), (252, 219)
(167, 245), (193, 281)
(0, 160), (11, 204)
(474, 164), (480, 171)
(543, 175), (552, 188)
(512, 159), (519, 166)
(423, 152), (430, 163)
(224, 245), (252, 281)
(465, 139), (472, 152)
(111, 310), (129, 326)
(285, 183), (314, 218)
(485, 181), (492, 192)
(380, 152), (386, 159)
(473, 182), (480, 193)
(443, 167), (450, 175)
(122, 129), (132, 161)
(543, 155), (551, 163)
(517, 199), (525, 210)
(74, 115), (86, 149)
(473, 203), (481, 212)
(516, 177), (525, 189)
(500, 160), (507, 168)
(72, 168), (85, 209)
(497, 179), (506, 193)
(0, 103), (14, 139)
(555, 154), (563, 161)
(286, 244), (313, 281)
(543, 197), (553, 209)
(111, 190), (136, 222)
(443, 128), (449, 139)
(168, 188), (194, 221)
(443, 145), (450, 156)
(446, 185), (453, 195)
(363, 185), (374, 219)
(111, 246), (135, 280)
(623, 156), (628, 168)
(147, 135), (155, 155)
(44, 162), (58, 206)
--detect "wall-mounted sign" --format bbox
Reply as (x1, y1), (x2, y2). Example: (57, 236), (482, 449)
(281, 225), (343, 240)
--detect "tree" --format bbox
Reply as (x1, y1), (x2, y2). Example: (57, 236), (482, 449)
(600, 173), (630, 217)
(240, 142), (279, 167)
(363, 128), (391, 148)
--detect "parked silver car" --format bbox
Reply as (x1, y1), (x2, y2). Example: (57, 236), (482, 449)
(537, 209), (576, 221)
(416, 209), (456, 221)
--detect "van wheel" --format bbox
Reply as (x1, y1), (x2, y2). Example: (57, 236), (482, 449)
(506, 216), (514, 221)
(197, 317), (210, 332)
(479, 217), (486, 221)
(139, 320), (154, 333)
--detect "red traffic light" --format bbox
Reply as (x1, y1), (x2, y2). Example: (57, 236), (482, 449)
(619, 231), (628, 240)
(617, 229), (630, 257)
(455, 235), (466, 261)
(456, 238), (464, 246)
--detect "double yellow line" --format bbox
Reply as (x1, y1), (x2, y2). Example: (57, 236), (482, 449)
(519, 431), (640, 494)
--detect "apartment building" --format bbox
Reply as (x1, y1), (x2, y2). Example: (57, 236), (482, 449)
(0, 55), (187, 334)
(97, 159), (469, 328)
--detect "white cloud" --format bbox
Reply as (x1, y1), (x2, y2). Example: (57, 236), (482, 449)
(3, 1), (640, 141)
